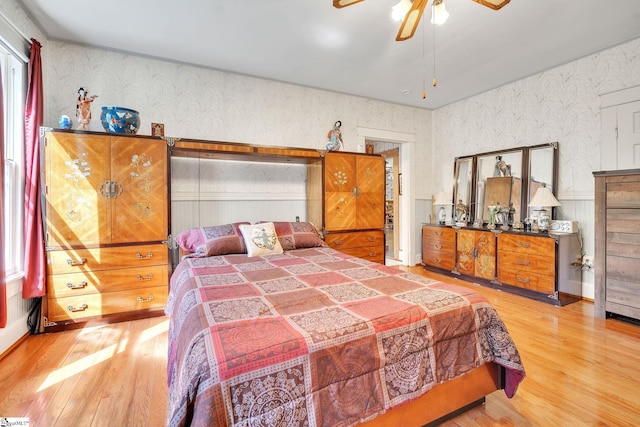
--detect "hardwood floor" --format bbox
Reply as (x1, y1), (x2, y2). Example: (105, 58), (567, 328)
(2, 266), (640, 426)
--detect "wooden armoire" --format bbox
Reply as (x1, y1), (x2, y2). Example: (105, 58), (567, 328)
(41, 129), (169, 330)
(315, 151), (386, 264)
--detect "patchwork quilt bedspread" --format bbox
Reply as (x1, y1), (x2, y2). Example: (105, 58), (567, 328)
(165, 247), (525, 427)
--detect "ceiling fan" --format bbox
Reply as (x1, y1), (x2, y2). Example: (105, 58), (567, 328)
(333, 0), (510, 41)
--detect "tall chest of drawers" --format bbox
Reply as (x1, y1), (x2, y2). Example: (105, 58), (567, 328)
(594, 169), (640, 319)
(41, 129), (170, 330)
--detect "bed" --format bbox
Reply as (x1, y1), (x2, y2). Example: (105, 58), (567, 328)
(165, 222), (525, 426)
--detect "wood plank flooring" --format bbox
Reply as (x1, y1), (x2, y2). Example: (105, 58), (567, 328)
(1, 266), (640, 426)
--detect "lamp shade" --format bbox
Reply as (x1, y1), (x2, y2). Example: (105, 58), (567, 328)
(431, 0), (449, 25)
(529, 186), (561, 208)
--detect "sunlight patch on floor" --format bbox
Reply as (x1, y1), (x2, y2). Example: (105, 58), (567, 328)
(140, 318), (169, 343)
(38, 342), (121, 391)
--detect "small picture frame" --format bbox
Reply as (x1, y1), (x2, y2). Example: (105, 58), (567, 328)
(151, 123), (164, 137)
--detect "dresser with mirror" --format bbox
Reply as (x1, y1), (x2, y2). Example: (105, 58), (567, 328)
(423, 142), (583, 305)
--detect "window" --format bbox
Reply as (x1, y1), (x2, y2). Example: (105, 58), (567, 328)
(1, 40), (27, 279)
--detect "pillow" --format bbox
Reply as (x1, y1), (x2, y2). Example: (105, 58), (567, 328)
(259, 221), (327, 250)
(175, 222), (249, 256)
(239, 222), (284, 257)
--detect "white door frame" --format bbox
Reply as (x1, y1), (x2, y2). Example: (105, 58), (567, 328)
(356, 126), (416, 266)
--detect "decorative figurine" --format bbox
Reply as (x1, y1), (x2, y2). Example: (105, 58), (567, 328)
(326, 120), (344, 151)
(455, 199), (467, 224)
(494, 155), (511, 177)
(76, 87), (98, 131)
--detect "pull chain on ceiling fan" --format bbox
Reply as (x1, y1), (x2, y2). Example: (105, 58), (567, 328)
(333, 0), (510, 41)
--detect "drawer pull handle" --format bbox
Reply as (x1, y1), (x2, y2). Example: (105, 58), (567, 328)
(434, 244), (442, 249)
(516, 275), (530, 284)
(136, 252), (153, 260)
(367, 236), (377, 242)
(66, 257), (87, 266)
(517, 259), (531, 266)
(67, 303), (88, 312)
(137, 295), (154, 303)
(434, 258), (442, 264)
(368, 251), (377, 257)
(333, 239), (345, 246)
(66, 281), (88, 290)
(516, 241), (531, 249)
(435, 231), (442, 236)
(136, 273), (153, 281)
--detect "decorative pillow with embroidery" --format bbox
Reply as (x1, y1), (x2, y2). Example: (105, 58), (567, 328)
(258, 221), (326, 250)
(239, 222), (284, 257)
(175, 222), (249, 256)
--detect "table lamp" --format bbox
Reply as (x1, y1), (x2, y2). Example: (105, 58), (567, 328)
(529, 186), (561, 232)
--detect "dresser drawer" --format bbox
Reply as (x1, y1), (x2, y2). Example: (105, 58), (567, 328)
(340, 246), (385, 264)
(498, 266), (555, 295)
(325, 230), (384, 250)
(422, 226), (456, 245)
(422, 250), (456, 271)
(498, 234), (555, 257)
(498, 251), (555, 277)
(47, 244), (168, 275)
(47, 285), (168, 322)
(47, 265), (169, 298)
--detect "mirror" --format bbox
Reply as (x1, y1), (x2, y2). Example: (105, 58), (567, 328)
(476, 150), (522, 224)
(451, 142), (558, 227)
(526, 142), (558, 219)
(453, 157), (473, 224)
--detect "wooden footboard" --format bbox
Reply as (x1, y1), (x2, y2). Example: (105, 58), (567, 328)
(359, 362), (503, 427)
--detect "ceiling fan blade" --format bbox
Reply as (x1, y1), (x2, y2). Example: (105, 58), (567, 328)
(472, 0), (510, 10)
(396, 0), (428, 41)
(333, 0), (365, 8)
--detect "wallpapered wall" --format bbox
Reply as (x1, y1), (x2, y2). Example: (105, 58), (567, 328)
(432, 37), (640, 300)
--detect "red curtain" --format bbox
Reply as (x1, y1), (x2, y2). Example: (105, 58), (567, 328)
(0, 63), (6, 327)
(23, 39), (45, 299)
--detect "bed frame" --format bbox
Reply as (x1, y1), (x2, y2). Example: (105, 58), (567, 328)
(360, 362), (503, 426)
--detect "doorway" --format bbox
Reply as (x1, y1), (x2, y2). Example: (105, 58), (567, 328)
(367, 142), (401, 264)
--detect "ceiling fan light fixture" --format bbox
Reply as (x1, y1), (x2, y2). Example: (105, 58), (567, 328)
(392, 0), (412, 22)
(472, 0), (510, 10)
(430, 0), (449, 25)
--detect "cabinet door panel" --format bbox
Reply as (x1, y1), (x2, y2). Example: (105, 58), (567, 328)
(111, 137), (168, 243)
(325, 191), (357, 230)
(356, 155), (385, 229)
(475, 231), (496, 280)
(45, 132), (111, 247)
(456, 230), (475, 276)
(324, 153), (356, 231)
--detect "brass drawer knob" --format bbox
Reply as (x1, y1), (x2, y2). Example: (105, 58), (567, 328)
(136, 273), (153, 281)
(136, 295), (154, 303)
(136, 252), (153, 260)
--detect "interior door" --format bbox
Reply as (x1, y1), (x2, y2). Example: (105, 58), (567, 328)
(617, 100), (640, 170)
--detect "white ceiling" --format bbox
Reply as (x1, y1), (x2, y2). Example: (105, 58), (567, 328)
(17, 0), (640, 110)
